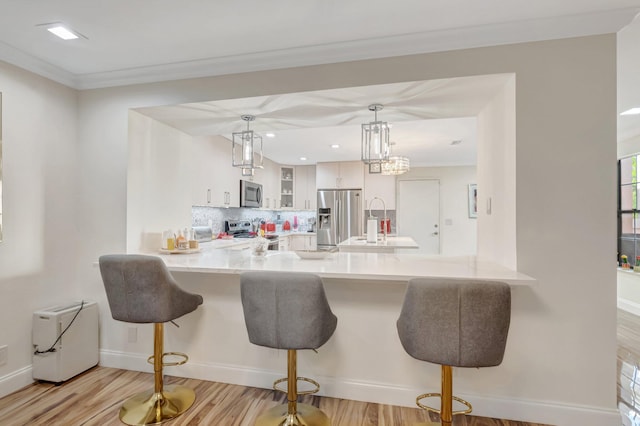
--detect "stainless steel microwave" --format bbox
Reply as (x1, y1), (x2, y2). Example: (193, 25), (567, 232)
(240, 180), (262, 208)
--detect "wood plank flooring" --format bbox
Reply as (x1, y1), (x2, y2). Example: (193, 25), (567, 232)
(617, 309), (640, 426)
(0, 365), (548, 426)
(11, 308), (640, 426)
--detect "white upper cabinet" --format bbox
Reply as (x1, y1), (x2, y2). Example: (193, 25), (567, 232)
(280, 166), (295, 208)
(295, 165), (316, 210)
(364, 172), (396, 210)
(316, 161), (364, 190)
(192, 135), (240, 207)
(253, 158), (279, 209)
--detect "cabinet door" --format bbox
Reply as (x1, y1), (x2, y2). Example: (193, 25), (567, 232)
(289, 235), (306, 251)
(193, 135), (240, 207)
(278, 235), (290, 251)
(191, 136), (214, 205)
(294, 166), (308, 209)
(306, 165), (317, 210)
(295, 165), (317, 210)
(304, 235), (317, 250)
(339, 161), (364, 189)
(280, 167), (295, 208)
(364, 172), (396, 210)
(316, 162), (340, 189)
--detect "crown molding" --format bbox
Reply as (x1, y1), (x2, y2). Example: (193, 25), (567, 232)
(0, 40), (78, 88)
(1, 7), (638, 90)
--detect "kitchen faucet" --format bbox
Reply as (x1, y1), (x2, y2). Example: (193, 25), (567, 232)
(369, 197), (387, 242)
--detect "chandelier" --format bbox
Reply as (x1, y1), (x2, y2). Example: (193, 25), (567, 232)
(361, 104), (390, 168)
(232, 115), (263, 177)
(381, 155), (410, 175)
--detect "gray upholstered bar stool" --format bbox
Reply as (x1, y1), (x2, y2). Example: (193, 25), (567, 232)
(240, 271), (337, 426)
(397, 278), (511, 426)
(99, 254), (203, 426)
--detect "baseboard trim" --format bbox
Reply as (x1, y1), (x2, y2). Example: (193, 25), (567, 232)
(618, 297), (640, 316)
(100, 350), (620, 426)
(0, 366), (33, 398)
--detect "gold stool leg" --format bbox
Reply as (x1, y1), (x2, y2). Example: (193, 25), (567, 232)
(440, 365), (452, 426)
(256, 350), (331, 426)
(119, 323), (196, 425)
(414, 365), (472, 426)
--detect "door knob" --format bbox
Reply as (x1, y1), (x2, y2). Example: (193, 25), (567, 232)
(432, 232), (439, 236)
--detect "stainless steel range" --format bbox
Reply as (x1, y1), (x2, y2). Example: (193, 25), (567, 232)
(224, 220), (279, 249)
(224, 220), (254, 238)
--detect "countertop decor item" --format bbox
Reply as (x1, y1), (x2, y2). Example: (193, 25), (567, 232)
(294, 250), (333, 260)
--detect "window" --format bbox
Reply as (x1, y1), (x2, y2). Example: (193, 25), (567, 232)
(619, 155), (640, 265)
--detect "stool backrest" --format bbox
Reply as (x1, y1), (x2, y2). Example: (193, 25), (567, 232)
(99, 254), (203, 323)
(240, 271), (337, 350)
(397, 278), (511, 367)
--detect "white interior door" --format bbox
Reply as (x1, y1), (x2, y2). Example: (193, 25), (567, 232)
(397, 179), (440, 254)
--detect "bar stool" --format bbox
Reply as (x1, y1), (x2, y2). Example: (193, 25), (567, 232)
(397, 278), (511, 426)
(240, 271), (338, 426)
(99, 254), (203, 426)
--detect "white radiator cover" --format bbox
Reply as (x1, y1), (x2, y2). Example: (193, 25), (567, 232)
(32, 301), (99, 383)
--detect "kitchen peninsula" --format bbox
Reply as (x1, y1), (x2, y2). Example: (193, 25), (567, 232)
(153, 243), (533, 285)
(132, 243), (534, 420)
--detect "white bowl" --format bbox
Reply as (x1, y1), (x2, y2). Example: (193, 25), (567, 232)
(294, 250), (333, 260)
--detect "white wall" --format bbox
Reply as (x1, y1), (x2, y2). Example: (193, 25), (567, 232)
(476, 75), (517, 269)
(127, 111), (193, 252)
(0, 34), (619, 425)
(0, 61), (79, 395)
(398, 166), (477, 256)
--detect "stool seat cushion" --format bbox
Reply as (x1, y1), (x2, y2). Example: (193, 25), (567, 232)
(99, 254), (203, 324)
(240, 271), (337, 350)
(397, 278), (510, 368)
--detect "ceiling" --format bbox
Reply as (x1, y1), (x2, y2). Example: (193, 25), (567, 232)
(1, 1), (639, 162)
(0, 1), (638, 89)
(135, 75), (511, 166)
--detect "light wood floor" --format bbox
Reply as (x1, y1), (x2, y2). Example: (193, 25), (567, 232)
(0, 364), (549, 426)
(617, 309), (640, 425)
(10, 308), (640, 426)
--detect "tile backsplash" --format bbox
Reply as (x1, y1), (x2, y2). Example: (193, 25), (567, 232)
(192, 206), (317, 234)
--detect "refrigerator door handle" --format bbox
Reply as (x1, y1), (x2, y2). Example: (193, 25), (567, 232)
(335, 197), (340, 244)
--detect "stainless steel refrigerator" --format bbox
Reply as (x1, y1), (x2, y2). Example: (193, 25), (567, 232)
(317, 189), (363, 250)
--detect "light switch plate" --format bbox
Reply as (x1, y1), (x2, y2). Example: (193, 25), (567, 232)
(127, 327), (137, 343)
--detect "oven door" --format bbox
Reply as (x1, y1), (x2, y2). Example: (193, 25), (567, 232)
(240, 180), (262, 208)
(265, 235), (279, 250)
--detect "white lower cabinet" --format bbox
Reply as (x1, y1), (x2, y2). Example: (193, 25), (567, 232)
(289, 234), (317, 251)
(278, 235), (290, 251)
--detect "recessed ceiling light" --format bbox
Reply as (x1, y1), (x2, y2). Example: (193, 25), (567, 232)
(330, 144), (340, 149)
(37, 22), (86, 40)
(47, 25), (80, 40)
(450, 140), (463, 145)
(621, 108), (640, 116)
(299, 157), (307, 161)
(265, 132), (275, 138)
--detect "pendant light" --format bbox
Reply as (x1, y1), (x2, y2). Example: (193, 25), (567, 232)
(361, 104), (390, 170)
(381, 155), (410, 175)
(232, 115), (263, 176)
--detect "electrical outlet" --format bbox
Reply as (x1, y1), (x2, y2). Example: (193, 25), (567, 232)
(127, 327), (137, 343)
(0, 345), (8, 366)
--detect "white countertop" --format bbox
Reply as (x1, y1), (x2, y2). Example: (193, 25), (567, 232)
(149, 242), (535, 286)
(200, 231), (316, 249)
(338, 235), (419, 252)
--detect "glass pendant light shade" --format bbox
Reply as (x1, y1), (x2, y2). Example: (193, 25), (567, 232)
(381, 155), (410, 175)
(232, 115), (263, 176)
(361, 104), (390, 169)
